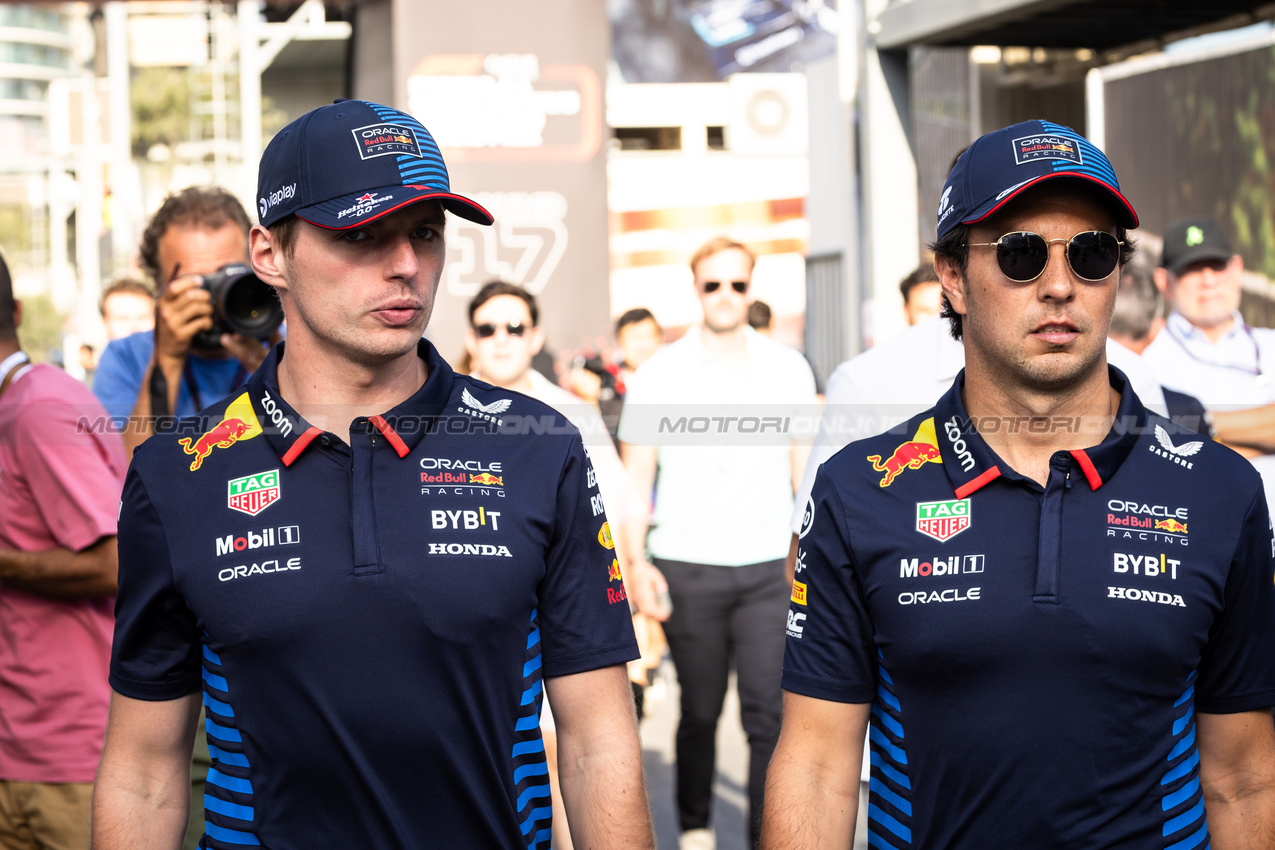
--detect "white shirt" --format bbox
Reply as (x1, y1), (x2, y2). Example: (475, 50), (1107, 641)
(1143, 310), (1275, 506)
(619, 326), (817, 566)
(789, 318), (1171, 533)
(494, 369), (641, 527)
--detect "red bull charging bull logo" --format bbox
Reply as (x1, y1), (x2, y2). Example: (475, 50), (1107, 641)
(177, 393), (263, 472)
(866, 418), (942, 487)
(470, 472), (503, 486)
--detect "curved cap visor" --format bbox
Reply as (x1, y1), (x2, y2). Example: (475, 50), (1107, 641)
(295, 183), (494, 229)
(963, 172), (1139, 231)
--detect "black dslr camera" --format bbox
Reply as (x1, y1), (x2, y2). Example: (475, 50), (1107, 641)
(191, 263), (285, 350)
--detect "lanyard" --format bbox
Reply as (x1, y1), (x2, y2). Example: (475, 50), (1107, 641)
(1162, 319), (1264, 379)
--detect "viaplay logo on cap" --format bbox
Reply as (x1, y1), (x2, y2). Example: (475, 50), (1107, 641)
(352, 123), (423, 160)
(1012, 134), (1082, 166)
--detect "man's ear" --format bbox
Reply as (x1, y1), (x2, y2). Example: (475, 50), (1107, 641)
(249, 225), (287, 292)
(934, 255), (967, 318)
(1152, 267), (1170, 297)
(1229, 254), (1244, 276)
(11, 298), (21, 330)
(529, 326), (546, 358)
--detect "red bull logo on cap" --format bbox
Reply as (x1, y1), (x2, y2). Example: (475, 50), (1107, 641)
(867, 418), (943, 487)
(177, 393), (263, 472)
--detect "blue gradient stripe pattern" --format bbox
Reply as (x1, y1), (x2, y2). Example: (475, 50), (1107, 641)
(200, 636), (261, 847)
(365, 102), (451, 189)
(867, 651), (913, 848)
(1038, 120), (1120, 186)
(1160, 671), (1209, 849)
(512, 609), (553, 848)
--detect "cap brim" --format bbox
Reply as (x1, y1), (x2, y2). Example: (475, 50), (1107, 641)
(296, 184), (493, 229)
(963, 172), (1139, 231)
(1165, 246), (1232, 274)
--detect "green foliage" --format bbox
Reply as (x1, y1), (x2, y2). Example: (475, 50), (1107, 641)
(1228, 53), (1275, 281)
(131, 66), (191, 158)
(16, 293), (65, 365)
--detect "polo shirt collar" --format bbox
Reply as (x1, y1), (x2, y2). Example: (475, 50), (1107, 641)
(1166, 309), (1244, 345)
(246, 339), (456, 466)
(933, 365), (1146, 498)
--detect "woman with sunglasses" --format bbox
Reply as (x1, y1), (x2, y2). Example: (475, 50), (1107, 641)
(764, 120), (1275, 850)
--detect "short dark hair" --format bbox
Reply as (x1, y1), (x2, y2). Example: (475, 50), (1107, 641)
(468, 281), (538, 327)
(0, 249), (12, 341)
(100, 278), (154, 315)
(747, 300), (772, 330)
(899, 264), (940, 303)
(931, 222), (1136, 341)
(616, 307), (657, 335)
(267, 214), (301, 260)
(139, 186), (251, 285)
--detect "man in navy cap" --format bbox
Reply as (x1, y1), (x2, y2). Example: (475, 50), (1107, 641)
(763, 121), (1275, 848)
(93, 100), (654, 849)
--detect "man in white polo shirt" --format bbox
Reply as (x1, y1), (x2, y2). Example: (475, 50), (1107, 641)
(620, 237), (815, 850)
(1143, 217), (1275, 506)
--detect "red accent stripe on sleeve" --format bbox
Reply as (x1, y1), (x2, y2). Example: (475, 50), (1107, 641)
(369, 415), (410, 458)
(954, 466), (1002, 499)
(282, 426), (323, 467)
(1070, 449), (1103, 490)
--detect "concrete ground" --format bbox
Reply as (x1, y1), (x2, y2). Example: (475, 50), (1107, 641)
(638, 659), (869, 850)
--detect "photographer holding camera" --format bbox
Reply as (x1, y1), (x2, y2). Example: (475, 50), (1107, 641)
(95, 187), (283, 459)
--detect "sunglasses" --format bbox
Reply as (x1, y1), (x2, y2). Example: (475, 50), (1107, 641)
(473, 322), (528, 338)
(702, 280), (749, 295)
(967, 231), (1123, 283)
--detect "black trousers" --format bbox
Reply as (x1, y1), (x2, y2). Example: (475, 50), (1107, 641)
(654, 557), (789, 848)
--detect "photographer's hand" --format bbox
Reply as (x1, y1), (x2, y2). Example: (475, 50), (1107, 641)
(219, 330), (280, 374)
(155, 276), (213, 370)
(121, 277), (213, 460)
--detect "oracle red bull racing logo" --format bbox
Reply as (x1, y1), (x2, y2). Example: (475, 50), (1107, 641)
(1107, 499), (1189, 546)
(867, 418), (942, 487)
(177, 393), (262, 472)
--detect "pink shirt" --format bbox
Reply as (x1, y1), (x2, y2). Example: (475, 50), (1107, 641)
(0, 363), (126, 782)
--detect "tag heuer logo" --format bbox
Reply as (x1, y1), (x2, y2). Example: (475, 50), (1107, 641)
(916, 499), (970, 542)
(228, 469), (281, 517)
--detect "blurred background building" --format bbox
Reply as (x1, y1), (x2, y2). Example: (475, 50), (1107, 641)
(4, 0), (1275, 384)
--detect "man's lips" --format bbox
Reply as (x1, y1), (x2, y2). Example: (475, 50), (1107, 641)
(1032, 321), (1079, 345)
(372, 301), (422, 326)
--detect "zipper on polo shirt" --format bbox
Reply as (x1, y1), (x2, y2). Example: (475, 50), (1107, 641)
(350, 420), (384, 576)
(1033, 458), (1071, 604)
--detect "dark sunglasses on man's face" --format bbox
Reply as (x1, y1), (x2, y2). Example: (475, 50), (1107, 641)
(701, 280), (749, 295)
(474, 322), (528, 338)
(967, 231), (1123, 283)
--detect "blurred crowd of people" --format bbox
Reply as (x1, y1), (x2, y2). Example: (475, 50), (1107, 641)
(3, 122), (1275, 849)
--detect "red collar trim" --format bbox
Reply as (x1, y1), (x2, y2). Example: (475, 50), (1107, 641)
(954, 466), (1001, 499)
(282, 426), (323, 467)
(1069, 449), (1103, 490)
(369, 415), (410, 458)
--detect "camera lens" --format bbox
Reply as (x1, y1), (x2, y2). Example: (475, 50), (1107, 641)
(222, 274), (283, 337)
(205, 264), (284, 340)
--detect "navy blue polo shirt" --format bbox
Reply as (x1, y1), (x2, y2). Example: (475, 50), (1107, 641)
(111, 340), (638, 850)
(785, 367), (1275, 850)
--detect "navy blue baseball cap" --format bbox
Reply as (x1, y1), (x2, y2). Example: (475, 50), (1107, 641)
(256, 99), (493, 229)
(936, 119), (1138, 239)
